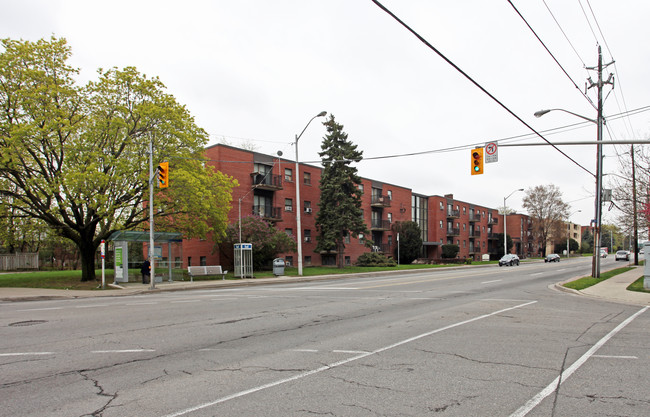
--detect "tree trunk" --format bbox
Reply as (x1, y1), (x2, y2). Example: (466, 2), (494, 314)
(79, 241), (97, 282)
(337, 241), (344, 269)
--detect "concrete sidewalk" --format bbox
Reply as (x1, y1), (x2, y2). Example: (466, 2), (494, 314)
(2, 265), (650, 305)
(556, 265), (650, 307)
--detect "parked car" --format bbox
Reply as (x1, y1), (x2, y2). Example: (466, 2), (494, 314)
(615, 250), (630, 261)
(545, 253), (560, 263)
(499, 254), (520, 266)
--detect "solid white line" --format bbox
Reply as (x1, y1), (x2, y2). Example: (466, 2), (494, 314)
(171, 300), (202, 304)
(291, 349), (319, 353)
(482, 279), (502, 284)
(125, 302), (158, 306)
(163, 300), (538, 417)
(75, 304), (109, 309)
(529, 273), (543, 276)
(0, 352), (54, 357)
(509, 306), (648, 417)
(333, 350), (370, 354)
(92, 349), (155, 353)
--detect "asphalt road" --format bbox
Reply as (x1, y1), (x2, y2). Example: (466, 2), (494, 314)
(1, 257), (648, 417)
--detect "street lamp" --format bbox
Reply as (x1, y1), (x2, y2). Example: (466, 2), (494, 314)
(535, 106), (603, 277)
(295, 111), (327, 276)
(503, 188), (524, 257)
(566, 210), (581, 258)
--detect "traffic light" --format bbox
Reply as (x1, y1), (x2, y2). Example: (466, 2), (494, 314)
(471, 148), (483, 175)
(158, 162), (169, 188)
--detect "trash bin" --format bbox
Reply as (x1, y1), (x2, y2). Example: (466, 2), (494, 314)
(273, 258), (285, 276)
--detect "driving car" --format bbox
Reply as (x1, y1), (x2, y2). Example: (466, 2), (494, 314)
(499, 254), (520, 266)
(599, 248), (607, 258)
(545, 253), (560, 263)
(615, 250), (630, 261)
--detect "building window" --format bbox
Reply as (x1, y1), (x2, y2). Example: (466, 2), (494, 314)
(304, 200), (312, 213)
(388, 212), (392, 223)
(344, 231), (350, 244)
(463, 223), (466, 231)
(440, 202), (443, 210)
(304, 172), (311, 185)
(440, 220), (443, 229)
(463, 207), (467, 214)
(345, 256), (351, 266)
(358, 184), (364, 193)
(304, 229), (312, 243)
(200, 256), (207, 266)
(285, 256), (293, 266)
(285, 198), (293, 211)
(387, 190), (392, 199)
(359, 233), (365, 244)
(463, 240), (466, 248)
(305, 256), (312, 266)
(284, 168), (293, 182)
(285, 228), (293, 236)
(187, 257), (191, 267)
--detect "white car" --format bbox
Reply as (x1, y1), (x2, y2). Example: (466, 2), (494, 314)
(615, 250), (629, 261)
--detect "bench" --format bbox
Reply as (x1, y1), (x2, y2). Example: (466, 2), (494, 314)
(187, 265), (228, 281)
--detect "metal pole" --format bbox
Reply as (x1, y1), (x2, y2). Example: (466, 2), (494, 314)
(504, 196), (507, 256)
(149, 138), (156, 290)
(295, 135), (303, 276)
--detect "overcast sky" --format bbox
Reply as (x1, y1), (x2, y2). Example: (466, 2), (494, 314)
(2, 0), (649, 227)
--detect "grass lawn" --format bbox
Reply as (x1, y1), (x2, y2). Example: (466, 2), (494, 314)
(563, 266), (634, 291)
(1, 261), (488, 289)
(627, 277), (650, 293)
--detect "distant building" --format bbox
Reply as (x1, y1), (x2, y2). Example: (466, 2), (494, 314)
(177, 144), (543, 268)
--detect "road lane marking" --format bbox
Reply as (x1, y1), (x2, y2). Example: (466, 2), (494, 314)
(0, 352), (54, 357)
(92, 349), (155, 353)
(510, 306), (648, 417)
(482, 279), (502, 284)
(333, 350), (370, 354)
(163, 300), (538, 417)
(529, 273), (543, 276)
(75, 304), (109, 309)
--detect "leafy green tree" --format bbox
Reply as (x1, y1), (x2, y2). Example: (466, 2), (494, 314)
(219, 216), (296, 270)
(496, 233), (514, 258)
(441, 244), (459, 259)
(554, 238), (579, 254)
(315, 115), (369, 268)
(392, 221), (422, 264)
(0, 37), (237, 281)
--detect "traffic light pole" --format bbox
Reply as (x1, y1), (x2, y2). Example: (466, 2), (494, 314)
(148, 138), (156, 290)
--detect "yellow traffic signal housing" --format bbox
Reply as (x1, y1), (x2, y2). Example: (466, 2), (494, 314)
(158, 162), (169, 188)
(471, 148), (483, 175)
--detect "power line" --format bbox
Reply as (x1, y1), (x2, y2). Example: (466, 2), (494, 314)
(507, 0), (596, 109)
(370, 0), (593, 176)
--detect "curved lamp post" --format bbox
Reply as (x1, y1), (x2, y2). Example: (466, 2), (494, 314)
(295, 111), (327, 276)
(503, 188), (524, 257)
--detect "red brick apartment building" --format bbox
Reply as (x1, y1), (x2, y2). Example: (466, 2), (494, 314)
(179, 144), (533, 268)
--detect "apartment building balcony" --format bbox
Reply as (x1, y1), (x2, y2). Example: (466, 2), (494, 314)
(371, 243), (392, 253)
(371, 195), (391, 208)
(488, 217), (499, 225)
(468, 230), (481, 239)
(251, 172), (282, 191)
(447, 209), (460, 219)
(446, 227), (460, 236)
(371, 219), (391, 231)
(468, 214), (481, 222)
(468, 245), (477, 254)
(487, 232), (499, 240)
(252, 205), (282, 222)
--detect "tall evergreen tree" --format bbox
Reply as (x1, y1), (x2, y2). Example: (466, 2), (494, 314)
(315, 115), (368, 268)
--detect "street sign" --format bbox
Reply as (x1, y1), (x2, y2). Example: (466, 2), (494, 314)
(485, 141), (498, 163)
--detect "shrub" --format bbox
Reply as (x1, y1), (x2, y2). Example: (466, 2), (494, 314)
(355, 252), (397, 267)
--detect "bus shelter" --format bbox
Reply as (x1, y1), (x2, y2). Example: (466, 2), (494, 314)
(108, 231), (183, 283)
